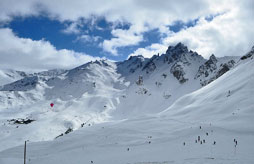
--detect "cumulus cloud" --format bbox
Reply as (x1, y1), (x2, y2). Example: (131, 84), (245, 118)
(130, 0), (254, 58)
(0, 0), (253, 58)
(129, 43), (167, 58)
(62, 22), (81, 34)
(163, 9), (254, 58)
(0, 28), (100, 71)
(0, 0), (214, 55)
(102, 27), (144, 55)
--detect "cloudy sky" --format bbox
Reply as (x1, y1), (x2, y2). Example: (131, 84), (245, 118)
(0, 0), (253, 71)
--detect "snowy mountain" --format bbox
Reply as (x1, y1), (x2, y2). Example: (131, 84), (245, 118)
(0, 69), (28, 86)
(0, 43), (252, 164)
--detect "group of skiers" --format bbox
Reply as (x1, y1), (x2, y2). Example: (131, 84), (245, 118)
(182, 126), (239, 148)
(194, 135), (209, 145)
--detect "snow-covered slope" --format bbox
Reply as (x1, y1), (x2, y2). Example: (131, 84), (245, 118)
(0, 60), (127, 151)
(0, 69), (28, 86)
(0, 47), (253, 164)
(0, 43), (243, 155)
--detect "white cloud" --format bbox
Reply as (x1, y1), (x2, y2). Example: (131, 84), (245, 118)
(162, 4), (254, 58)
(0, 0), (215, 56)
(0, 0), (253, 58)
(76, 34), (101, 43)
(129, 43), (167, 58)
(62, 22), (81, 34)
(0, 28), (100, 71)
(102, 27), (144, 55)
(130, 0), (254, 59)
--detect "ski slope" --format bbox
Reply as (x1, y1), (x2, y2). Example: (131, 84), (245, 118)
(0, 49), (253, 164)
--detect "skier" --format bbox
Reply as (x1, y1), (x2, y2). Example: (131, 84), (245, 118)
(198, 136), (200, 141)
(50, 103), (54, 107)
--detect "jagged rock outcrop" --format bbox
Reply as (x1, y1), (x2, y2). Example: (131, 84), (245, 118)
(195, 54), (236, 86)
(195, 54), (217, 79)
(136, 75), (143, 85)
(216, 60), (235, 78)
(166, 42), (188, 57)
(170, 63), (188, 84)
(241, 46), (254, 60)
(164, 42), (190, 65)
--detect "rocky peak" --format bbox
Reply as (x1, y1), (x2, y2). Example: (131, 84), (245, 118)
(128, 55), (144, 61)
(166, 42), (188, 55)
(117, 55), (146, 74)
(195, 54), (218, 80)
(209, 54), (217, 64)
(201, 54), (217, 71)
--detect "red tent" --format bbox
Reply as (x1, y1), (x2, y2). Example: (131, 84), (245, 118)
(50, 103), (54, 107)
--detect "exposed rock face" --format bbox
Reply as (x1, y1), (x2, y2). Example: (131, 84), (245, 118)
(195, 54), (217, 79)
(241, 46), (254, 60)
(136, 75), (143, 85)
(128, 56), (144, 73)
(170, 63), (188, 84)
(216, 60), (235, 78)
(165, 42), (190, 64)
(166, 42), (188, 57)
(139, 42), (205, 84)
(8, 118), (35, 124)
(195, 54), (236, 86)
(118, 42), (207, 85)
(142, 60), (156, 74)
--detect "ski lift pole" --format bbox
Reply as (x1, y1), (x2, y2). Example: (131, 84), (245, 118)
(24, 140), (27, 164)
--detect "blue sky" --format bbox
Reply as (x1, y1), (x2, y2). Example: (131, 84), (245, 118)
(0, 0), (253, 71)
(6, 15), (204, 61)
(5, 16), (192, 61)
(7, 16), (116, 58)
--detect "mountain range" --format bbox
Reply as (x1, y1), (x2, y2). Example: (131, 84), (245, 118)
(0, 43), (253, 164)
